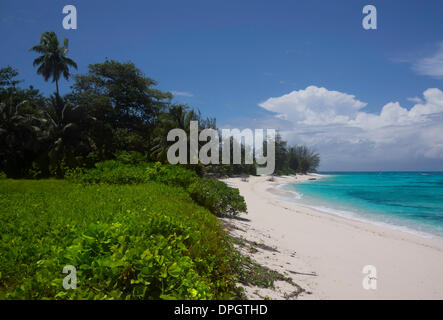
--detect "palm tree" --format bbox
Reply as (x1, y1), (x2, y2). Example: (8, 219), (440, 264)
(0, 98), (48, 177)
(43, 95), (96, 177)
(30, 32), (78, 97)
(151, 105), (196, 162)
(45, 96), (95, 156)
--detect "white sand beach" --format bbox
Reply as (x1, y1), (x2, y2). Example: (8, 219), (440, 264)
(222, 175), (443, 300)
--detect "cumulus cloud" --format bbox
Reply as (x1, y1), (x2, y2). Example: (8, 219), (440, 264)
(259, 86), (367, 126)
(257, 86), (443, 171)
(413, 42), (443, 78)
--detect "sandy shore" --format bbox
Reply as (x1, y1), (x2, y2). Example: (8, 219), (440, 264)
(221, 175), (443, 300)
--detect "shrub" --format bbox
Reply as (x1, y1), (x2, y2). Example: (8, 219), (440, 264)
(146, 163), (246, 216)
(187, 178), (247, 216)
(68, 160), (147, 185)
(115, 151), (148, 165)
(70, 161), (247, 216)
(0, 180), (237, 299)
(145, 162), (199, 188)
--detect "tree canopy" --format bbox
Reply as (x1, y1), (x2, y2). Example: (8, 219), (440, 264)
(30, 31), (77, 97)
(0, 32), (320, 178)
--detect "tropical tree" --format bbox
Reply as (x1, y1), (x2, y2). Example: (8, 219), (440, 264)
(70, 60), (172, 155)
(274, 132), (288, 172)
(151, 105), (219, 176)
(0, 98), (47, 177)
(0, 68), (48, 177)
(30, 31), (77, 97)
(287, 146), (299, 172)
(44, 95), (95, 176)
(151, 105), (197, 162)
(288, 145), (320, 173)
(0, 66), (21, 90)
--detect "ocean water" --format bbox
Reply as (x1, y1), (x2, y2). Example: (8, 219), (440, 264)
(282, 172), (443, 239)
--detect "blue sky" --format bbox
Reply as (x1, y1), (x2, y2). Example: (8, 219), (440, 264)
(1, 0), (443, 170)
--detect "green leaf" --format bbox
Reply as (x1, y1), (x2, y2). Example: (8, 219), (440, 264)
(168, 262), (181, 278)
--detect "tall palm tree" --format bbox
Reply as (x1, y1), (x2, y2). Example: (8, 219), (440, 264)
(151, 105), (196, 162)
(30, 32), (78, 97)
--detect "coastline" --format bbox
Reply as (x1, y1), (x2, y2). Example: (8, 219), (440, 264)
(275, 176), (443, 242)
(222, 175), (443, 300)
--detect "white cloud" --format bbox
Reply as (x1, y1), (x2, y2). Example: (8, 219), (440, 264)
(407, 96), (423, 104)
(413, 42), (443, 78)
(259, 86), (367, 126)
(171, 90), (193, 97)
(256, 86), (443, 170)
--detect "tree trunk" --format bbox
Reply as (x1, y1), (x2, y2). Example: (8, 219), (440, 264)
(55, 78), (59, 97)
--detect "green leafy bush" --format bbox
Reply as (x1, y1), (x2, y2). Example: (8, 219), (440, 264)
(0, 180), (237, 299)
(146, 163), (246, 216)
(70, 161), (247, 216)
(145, 162), (199, 188)
(115, 151), (148, 165)
(69, 160), (147, 185)
(188, 178), (247, 216)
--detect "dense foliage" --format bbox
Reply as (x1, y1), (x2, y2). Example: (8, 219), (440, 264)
(0, 179), (239, 299)
(273, 133), (320, 175)
(69, 158), (247, 217)
(0, 30), (320, 300)
(1, 31), (320, 178)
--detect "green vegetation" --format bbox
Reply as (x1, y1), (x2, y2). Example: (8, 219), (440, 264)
(68, 157), (246, 217)
(1, 31), (319, 178)
(0, 31), (319, 300)
(273, 133), (320, 175)
(0, 179), (238, 299)
(30, 31), (78, 97)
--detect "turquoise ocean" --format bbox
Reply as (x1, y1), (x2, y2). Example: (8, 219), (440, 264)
(282, 172), (443, 239)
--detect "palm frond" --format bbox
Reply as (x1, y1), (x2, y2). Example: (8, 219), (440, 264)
(30, 32), (78, 94)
